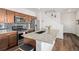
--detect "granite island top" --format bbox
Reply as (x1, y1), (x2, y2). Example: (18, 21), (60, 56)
(22, 30), (58, 44)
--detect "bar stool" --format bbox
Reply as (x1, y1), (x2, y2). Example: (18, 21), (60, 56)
(18, 44), (34, 51)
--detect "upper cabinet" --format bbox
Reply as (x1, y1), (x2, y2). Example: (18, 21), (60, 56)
(14, 12), (36, 22)
(6, 10), (14, 23)
(25, 15), (36, 22)
(0, 9), (6, 23)
(28, 16), (32, 21)
(14, 12), (25, 18)
(25, 15), (32, 21)
(14, 12), (26, 21)
(0, 8), (36, 23)
(0, 8), (14, 23)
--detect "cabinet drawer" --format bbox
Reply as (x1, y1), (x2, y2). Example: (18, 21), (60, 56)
(8, 35), (17, 48)
(0, 36), (8, 51)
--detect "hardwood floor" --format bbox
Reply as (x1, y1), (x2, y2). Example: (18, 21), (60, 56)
(52, 33), (79, 51)
(7, 46), (18, 51)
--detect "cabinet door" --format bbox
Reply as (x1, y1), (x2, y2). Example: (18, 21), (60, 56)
(14, 12), (25, 17)
(0, 9), (6, 23)
(0, 35), (8, 51)
(28, 16), (36, 21)
(24, 15), (29, 22)
(28, 16), (32, 21)
(8, 35), (17, 48)
(8, 32), (17, 48)
(14, 12), (20, 16)
(6, 10), (14, 23)
(24, 38), (36, 48)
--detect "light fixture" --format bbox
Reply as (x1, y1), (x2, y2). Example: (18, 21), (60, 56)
(77, 20), (79, 24)
(45, 8), (56, 18)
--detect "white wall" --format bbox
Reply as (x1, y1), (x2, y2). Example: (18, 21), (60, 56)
(61, 12), (76, 34)
(37, 12), (61, 29)
(75, 11), (79, 36)
(36, 10), (79, 36)
(35, 11), (63, 51)
(36, 11), (63, 39)
(5, 8), (36, 16)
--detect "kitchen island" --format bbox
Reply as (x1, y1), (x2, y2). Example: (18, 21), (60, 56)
(22, 30), (58, 51)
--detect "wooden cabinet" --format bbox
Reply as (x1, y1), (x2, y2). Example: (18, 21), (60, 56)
(0, 34), (8, 51)
(25, 15), (35, 22)
(24, 38), (36, 48)
(0, 8), (36, 23)
(0, 31), (17, 50)
(28, 16), (37, 22)
(14, 12), (26, 21)
(15, 12), (36, 22)
(14, 12), (25, 18)
(0, 8), (14, 23)
(6, 10), (14, 23)
(8, 35), (17, 48)
(24, 15), (29, 22)
(15, 12), (22, 17)
(7, 32), (17, 48)
(28, 16), (32, 21)
(0, 9), (6, 23)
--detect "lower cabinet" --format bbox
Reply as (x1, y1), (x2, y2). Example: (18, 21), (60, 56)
(8, 33), (17, 48)
(24, 38), (36, 49)
(0, 31), (17, 50)
(0, 35), (8, 51)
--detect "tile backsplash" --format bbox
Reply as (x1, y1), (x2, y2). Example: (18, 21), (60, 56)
(0, 19), (38, 31)
(6, 23), (29, 30)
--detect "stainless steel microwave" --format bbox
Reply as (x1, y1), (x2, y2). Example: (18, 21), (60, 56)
(14, 16), (25, 23)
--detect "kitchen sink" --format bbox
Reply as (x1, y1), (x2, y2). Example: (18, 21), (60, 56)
(36, 31), (45, 34)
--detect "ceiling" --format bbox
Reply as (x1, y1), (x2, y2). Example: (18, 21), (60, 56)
(26, 8), (40, 13)
(26, 8), (79, 13)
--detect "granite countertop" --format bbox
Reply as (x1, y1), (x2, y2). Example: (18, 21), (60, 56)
(0, 28), (34, 34)
(0, 29), (15, 34)
(22, 30), (58, 44)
